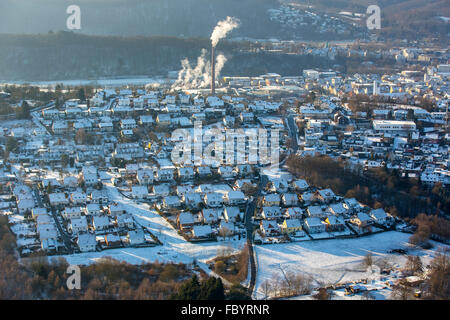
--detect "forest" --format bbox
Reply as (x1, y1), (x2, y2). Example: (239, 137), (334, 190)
(0, 32), (339, 81)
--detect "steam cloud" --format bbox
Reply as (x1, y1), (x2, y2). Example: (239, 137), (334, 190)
(171, 17), (239, 90)
(210, 16), (240, 48)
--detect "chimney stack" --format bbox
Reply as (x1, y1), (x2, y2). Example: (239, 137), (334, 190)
(211, 45), (215, 95)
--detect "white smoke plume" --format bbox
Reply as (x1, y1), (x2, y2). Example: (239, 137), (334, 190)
(172, 49), (228, 90)
(211, 16), (240, 48)
(171, 17), (239, 90)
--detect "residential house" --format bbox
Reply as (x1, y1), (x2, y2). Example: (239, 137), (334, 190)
(291, 179), (309, 191)
(92, 216), (111, 231)
(300, 191), (315, 205)
(237, 164), (253, 177)
(351, 212), (373, 227)
(316, 188), (336, 203)
(370, 208), (389, 225)
(68, 217), (88, 234)
(307, 205), (326, 219)
(196, 166), (212, 177)
(283, 207), (304, 219)
(139, 115), (154, 126)
(192, 225), (214, 239)
(90, 190), (109, 204)
(156, 168), (174, 182)
(225, 190), (246, 206)
(86, 203), (102, 216)
(263, 193), (281, 206)
(63, 207), (82, 220)
(324, 215), (345, 232)
(304, 217), (326, 233)
(201, 208), (222, 225)
(17, 198), (35, 214)
(223, 207), (242, 223)
(70, 191), (87, 205)
(121, 119), (137, 130)
(328, 203), (348, 216)
(137, 169), (154, 185)
(218, 221), (235, 237)
(183, 192), (203, 208)
(203, 193), (224, 208)
(178, 212), (196, 231)
(177, 167), (195, 180)
(108, 203), (126, 216)
(49, 192), (70, 206)
(131, 185), (149, 199)
(77, 233), (97, 252)
(281, 219), (303, 235)
(152, 184), (170, 197)
(218, 166), (237, 179)
(116, 214), (134, 229)
(281, 193), (298, 207)
(32, 207), (48, 220)
(261, 206), (282, 220)
(162, 195), (181, 209)
(260, 220), (281, 237)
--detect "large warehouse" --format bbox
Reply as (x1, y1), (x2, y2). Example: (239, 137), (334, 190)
(372, 120), (416, 132)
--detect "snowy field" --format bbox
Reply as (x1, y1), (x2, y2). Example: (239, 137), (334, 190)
(253, 231), (449, 299)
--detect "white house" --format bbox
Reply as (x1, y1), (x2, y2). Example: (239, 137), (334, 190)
(162, 195), (182, 209)
(304, 217), (326, 233)
(183, 192), (203, 208)
(77, 233), (97, 252)
(156, 168), (174, 181)
(177, 167), (195, 180)
(49, 192), (70, 206)
(86, 203), (102, 216)
(307, 205), (326, 219)
(261, 206), (282, 220)
(136, 169), (155, 186)
(68, 217), (88, 234)
(203, 193), (224, 208)
(92, 215), (111, 231)
(291, 179), (309, 191)
(369, 208), (389, 224)
(223, 207), (242, 223)
(263, 193), (281, 206)
(131, 185), (149, 199)
(63, 207), (82, 220)
(281, 193), (298, 207)
(201, 208), (222, 225)
(225, 190), (246, 206)
(108, 203), (126, 216)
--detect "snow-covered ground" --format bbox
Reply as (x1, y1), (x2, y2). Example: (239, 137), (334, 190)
(59, 184), (246, 271)
(253, 231), (449, 300)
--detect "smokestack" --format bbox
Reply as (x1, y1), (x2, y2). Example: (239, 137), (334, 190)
(211, 45), (215, 95)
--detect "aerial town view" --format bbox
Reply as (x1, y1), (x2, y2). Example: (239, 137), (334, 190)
(0, 0), (448, 308)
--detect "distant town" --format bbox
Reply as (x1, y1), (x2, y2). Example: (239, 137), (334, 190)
(0, 33), (449, 301)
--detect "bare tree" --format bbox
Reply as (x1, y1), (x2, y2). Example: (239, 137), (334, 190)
(261, 279), (272, 300)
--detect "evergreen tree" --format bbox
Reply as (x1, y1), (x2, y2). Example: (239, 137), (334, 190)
(77, 88), (86, 101)
(172, 275), (201, 300)
(226, 284), (251, 300)
(198, 277), (225, 300)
